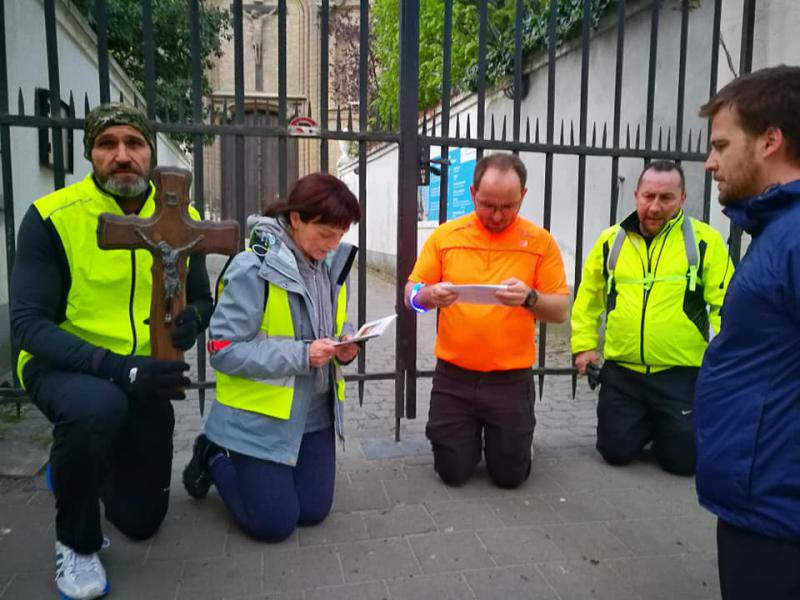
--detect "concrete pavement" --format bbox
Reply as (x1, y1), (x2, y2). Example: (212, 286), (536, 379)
(0, 266), (719, 599)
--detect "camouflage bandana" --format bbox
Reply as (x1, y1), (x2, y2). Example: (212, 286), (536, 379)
(82, 102), (155, 161)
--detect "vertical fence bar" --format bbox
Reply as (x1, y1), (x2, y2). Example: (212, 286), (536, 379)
(674, 0), (689, 160)
(357, 0), (369, 406)
(570, 0), (591, 397)
(512, 0), (523, 146)
(95, 0), (110, 104)
(233, 0), (246, 246)
(189, 0), (208, 414)
(44, 0), (65, 190)
(142, 0), (156, 121)
(702, 0), (722, 223)
(438, 0), (453, 225)
(319, 0), (329, 171)
(476, 0), (487, 159)
(644, 0), (660, 154)
(728, 0), (757, 264)
(0, 0), (16, 380)
(609, 0), (625, 226)
(539, 0), (558, 394)
(396, 0), (420, 436)
(278, 0), (288, 200)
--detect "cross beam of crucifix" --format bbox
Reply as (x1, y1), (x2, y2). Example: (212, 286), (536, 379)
(97, 166), (240, 361)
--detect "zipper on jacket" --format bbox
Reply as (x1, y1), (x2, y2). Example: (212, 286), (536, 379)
(638, 223), (674, 370)
(128, 251), (138, 354)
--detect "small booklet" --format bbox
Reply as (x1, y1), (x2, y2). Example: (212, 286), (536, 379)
(331, 314), (397, 346)
(439, 283), (509, 305)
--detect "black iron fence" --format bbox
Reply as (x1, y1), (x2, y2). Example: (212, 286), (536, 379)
(0, 0), (756, 439)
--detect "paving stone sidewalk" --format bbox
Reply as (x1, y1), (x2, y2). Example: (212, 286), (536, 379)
(0, 265), (719, 599)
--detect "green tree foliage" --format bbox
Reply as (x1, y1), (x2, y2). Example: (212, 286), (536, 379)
(370, 0), (617, 123)
(72, 0), (230, 141)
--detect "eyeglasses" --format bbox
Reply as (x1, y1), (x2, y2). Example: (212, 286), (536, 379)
(475, 200), (521, 215)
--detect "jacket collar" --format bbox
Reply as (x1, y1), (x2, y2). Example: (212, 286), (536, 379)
(723, 179), (800, 236)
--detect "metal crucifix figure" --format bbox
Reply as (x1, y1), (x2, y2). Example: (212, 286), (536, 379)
(97, 166), (239, 361)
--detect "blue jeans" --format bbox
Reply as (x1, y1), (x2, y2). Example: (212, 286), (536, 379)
(210, 426), (336, 542)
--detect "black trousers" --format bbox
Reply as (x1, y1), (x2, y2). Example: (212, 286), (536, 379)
(26, 363), (174, 554)
(717, 519), (800, 600)
(596, 361), (697, 476)
(426, 360), (535, 489)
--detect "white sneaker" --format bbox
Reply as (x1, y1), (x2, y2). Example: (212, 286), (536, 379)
(55, 540), (109, 600)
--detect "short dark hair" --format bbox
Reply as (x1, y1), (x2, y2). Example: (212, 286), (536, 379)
(473, 153), (527, 189)
(699, 64), (800, 162)
(637, 160), (685, 191)
(264, 172), (361, 228)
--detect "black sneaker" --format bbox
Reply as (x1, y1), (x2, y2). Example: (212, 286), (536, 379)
(182, 434), (218, 499)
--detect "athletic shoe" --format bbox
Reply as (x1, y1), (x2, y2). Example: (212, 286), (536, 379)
(55, 540), (109, 600)
(182, 434), (218, 499)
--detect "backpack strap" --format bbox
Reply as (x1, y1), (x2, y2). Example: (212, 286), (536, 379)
(606, 227), (627, 295)
(681, 215), (700, 292)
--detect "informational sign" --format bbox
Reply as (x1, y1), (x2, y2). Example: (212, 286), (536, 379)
(425, 147), (477, 222)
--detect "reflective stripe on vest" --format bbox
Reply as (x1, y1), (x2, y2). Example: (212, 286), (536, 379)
(215, 282), (349, 419)
(606, 215), (700, 295)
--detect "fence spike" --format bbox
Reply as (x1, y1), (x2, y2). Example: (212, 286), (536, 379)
(525, 117), (530, 143)
(569, 120), (575, 146)
(347, 106), (353, 132)
(538, 323), (547, 399)
(666, 128), (672, 151)
(177, 99), (184, 123)
(490, 114), (496, 140)
(359, 381), (365, 406)
(687, 129), (693, 154)
(602, 122), (608, 148)
(657, 126), (663, 151)
(222, 97), (229, 121)
(306, 100), (312, 119)
(119, 90), (124, 103)
(501, 115), (507, 141)
(697, 128), (703, 153)
(375, 109), (383, 132)
(84, 92), (91, 116)
(430, 110), (435, 136)
(387, 106), (393, 131)
(591, 122), (597, 147)
(535, 118), (540, 143)
(17, 88), (24, 115)
(421, 110), (427, 135)
(336, 105), (342, 131)
(466, 113), (471, 139)
(68, 91), (75, 116)
(626, 123), (631, 149)
(635, 124), (641, 150)
(571, 371), (577, 400)
(455, 114), (461, 138)
(560, 119), (565, 145)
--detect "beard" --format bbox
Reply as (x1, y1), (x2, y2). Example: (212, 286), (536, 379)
(96, 171), (149, 199)
(717, 144), (761, 205)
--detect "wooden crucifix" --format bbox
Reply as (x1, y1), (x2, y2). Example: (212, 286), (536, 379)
(97, 166), (239, 361)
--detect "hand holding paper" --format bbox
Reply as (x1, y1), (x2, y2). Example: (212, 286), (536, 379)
(438, 283), (509, 305)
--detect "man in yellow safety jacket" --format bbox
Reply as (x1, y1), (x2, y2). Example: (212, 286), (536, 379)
(571, 160), (732, 476)
(10, 103), (212, 600)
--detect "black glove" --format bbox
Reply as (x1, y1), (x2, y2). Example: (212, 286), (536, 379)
(171, 305), (202, 351)
(97, 352), (189, 402)
(586, 363), (601, 390)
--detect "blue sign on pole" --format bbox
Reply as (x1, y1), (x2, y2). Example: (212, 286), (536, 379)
(426, 147), (476, 222)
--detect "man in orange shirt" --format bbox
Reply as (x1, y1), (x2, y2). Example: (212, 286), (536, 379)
(405, 153), (570, 488)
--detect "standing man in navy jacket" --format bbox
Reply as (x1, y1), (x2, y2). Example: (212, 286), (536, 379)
(695, 64), (800, 600)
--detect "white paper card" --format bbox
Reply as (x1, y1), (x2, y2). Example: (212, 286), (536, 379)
(331, 314), (397, 345)
(439, 283), (508, 305)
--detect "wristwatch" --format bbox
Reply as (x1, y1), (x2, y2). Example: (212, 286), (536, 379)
(522, 288), (539, 309)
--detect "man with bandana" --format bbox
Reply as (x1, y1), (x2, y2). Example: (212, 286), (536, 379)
(10, 103), (213, 600)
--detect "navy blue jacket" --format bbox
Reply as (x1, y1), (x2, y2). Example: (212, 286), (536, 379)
(695, 179), (800, 542)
